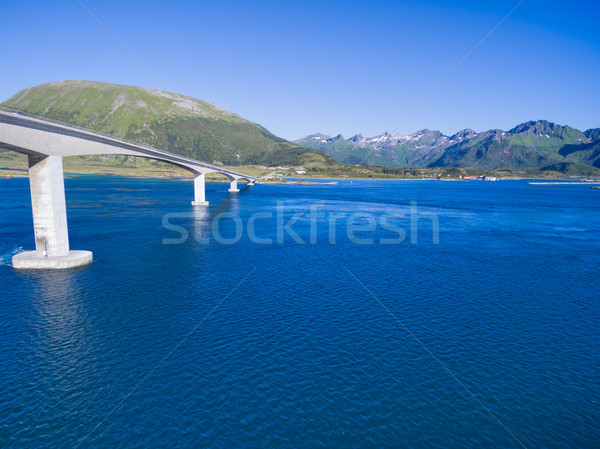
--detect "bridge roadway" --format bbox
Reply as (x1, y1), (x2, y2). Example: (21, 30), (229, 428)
(0, 108), (259, 269)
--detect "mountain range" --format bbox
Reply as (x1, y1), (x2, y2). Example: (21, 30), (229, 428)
(296, 121), (600, 172)
(2, 80), (598, 174)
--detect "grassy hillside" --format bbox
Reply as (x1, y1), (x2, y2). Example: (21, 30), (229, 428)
(540, 161), (600, 176)
(559, 140), (600, 168)
(1, 80), (334, 168)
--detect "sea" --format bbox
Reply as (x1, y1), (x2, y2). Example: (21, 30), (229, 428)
(0, 176), (598, 448)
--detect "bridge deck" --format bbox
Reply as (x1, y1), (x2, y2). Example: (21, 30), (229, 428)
(0, 107), (258, 182)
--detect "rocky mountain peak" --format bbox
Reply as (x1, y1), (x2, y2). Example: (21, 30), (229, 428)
(450, 128), (477, 140)
(508, 120), (560, 136)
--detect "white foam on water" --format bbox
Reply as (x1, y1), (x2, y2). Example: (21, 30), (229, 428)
(0, 246), (24, 266)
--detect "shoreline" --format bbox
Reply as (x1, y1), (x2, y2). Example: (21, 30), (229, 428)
(1, 166), (593, 184)
(1, 170), (567, 183)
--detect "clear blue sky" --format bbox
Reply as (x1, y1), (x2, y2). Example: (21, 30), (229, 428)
(1, 0), (599, 139)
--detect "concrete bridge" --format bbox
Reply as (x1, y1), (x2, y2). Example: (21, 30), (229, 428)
(0, 108), (259, 269)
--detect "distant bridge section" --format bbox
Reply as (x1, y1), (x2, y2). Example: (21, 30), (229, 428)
(0, 107), (259, 269)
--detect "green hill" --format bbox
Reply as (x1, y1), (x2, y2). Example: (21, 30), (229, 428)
(1, 80), (334, 168)
(559, 129), (600, 168)
(541, 161), (600, 176)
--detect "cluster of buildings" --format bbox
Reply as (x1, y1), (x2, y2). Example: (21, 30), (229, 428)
(462, 175), (498, 181)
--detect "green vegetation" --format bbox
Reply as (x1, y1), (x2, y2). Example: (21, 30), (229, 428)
(297, 130), (448, 167)
(2, 80), (598, 178)
(1, 80), (336, 169)
(540, 161), (600, 177)
(432, 122), (589, 169)
(298, 121), (600, 175)
(1, 149), (575, 181)
(279, 165), (575, 180)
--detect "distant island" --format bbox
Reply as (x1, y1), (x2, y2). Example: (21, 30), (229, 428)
(1, 80), (598, 178)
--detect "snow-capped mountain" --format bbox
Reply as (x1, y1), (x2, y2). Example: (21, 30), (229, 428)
(295, 121), (600, 170)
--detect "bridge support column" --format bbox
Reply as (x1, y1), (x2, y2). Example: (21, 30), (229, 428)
(12, 155), (92, 269)
(228, 179), (239, 192)
(191, 173), (209, 206)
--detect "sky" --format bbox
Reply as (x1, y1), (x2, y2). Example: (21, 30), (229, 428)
(1, 0), (599, 140)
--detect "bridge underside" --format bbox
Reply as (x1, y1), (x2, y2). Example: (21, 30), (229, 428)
(1, 110), (258, 269)
(9, 153), (255, 269)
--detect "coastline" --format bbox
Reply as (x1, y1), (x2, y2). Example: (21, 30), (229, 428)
(1, 169), (568, 183)
(1, 163), (593, 184)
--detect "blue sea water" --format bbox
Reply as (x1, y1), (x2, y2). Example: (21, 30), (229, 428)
(0, 176), (598, 448)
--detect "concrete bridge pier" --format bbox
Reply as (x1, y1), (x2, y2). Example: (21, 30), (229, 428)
(228, 178), (240, 193)
(191, 173), (209, 206)
(12, 155), (92, 269)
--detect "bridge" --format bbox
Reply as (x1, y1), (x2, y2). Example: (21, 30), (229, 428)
(0, 107), (259, 269)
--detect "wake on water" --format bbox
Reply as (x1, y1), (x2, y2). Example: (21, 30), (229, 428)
(0, 246), (24, 266)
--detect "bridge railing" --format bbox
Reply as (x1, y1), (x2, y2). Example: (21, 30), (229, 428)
(0, 104), (145, 145)
(0, 104), (257, 179)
